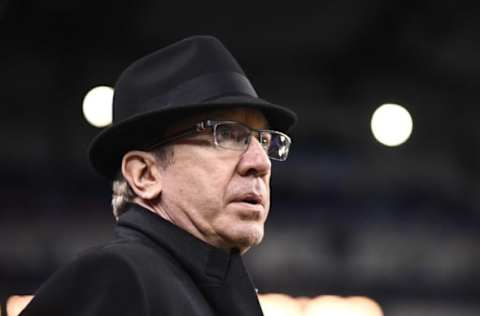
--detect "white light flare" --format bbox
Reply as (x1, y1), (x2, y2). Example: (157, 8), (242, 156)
(82, 86), (114, 128)
(370, 103), (413, 147)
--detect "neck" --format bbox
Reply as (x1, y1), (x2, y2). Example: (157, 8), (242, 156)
(132, 198), (175, 223)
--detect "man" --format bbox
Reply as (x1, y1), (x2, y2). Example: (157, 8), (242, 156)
(20, 35), (297, 316)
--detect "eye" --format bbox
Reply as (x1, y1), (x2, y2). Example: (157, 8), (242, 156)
(219, 127), (232, 138)
(216, 123), (250, 147)
(259, 133), (272, 149)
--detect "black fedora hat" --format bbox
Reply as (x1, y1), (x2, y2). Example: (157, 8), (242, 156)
(89, 35), (297, 179)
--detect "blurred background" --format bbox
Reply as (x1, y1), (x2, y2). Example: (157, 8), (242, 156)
(1, 0), (480, 315)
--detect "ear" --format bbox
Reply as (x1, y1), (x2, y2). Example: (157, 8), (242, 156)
(121, 151), (163, 201)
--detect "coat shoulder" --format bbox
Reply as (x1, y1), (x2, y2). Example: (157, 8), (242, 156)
(21, 235), (215, 315)
(85, 238), (185, 285)
(95, 239), (215, 315)
(20, 241), (149, 316)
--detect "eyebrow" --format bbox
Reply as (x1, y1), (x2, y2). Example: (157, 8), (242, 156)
(210, 117), (269, 129)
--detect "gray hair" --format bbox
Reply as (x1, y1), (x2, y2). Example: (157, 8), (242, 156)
(111, 146), (174, 219)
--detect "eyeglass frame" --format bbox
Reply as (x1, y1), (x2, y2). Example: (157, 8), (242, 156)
(144, 120), (292, 161)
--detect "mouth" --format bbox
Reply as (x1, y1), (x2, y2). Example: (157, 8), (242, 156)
(229, 193), (265, 213)
(228, 193), (266, 221)
(242, 195), (262, 205)
(234, 193), (263, 206)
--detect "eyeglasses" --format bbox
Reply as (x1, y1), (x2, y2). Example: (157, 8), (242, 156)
(146, 120), (292, 161)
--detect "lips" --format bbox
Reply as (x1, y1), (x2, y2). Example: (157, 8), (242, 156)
(231, 193), (264, 206)
(229, 193), (266, 219)
(228, 192), (266, 221)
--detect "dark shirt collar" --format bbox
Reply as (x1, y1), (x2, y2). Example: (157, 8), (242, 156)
(116, 203), (232, 284)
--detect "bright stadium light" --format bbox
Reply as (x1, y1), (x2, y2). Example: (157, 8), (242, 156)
(259, 293), (303, 316)
(258, 294), (384, 316)
(304, 296), (384, 316)
(7, 295), (34, 316)
(82, 86), (114, 128)
(370, 103), (413, 147)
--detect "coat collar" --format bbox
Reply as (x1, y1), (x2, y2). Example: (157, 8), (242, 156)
(116, 203), (263, 316)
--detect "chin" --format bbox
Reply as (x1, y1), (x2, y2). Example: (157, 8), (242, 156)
(227, 226), (264, 253)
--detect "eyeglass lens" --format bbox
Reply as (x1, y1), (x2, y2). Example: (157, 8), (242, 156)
(214, 122), (290, 161)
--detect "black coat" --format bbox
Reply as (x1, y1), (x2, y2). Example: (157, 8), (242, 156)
(20, 204), (264, 315)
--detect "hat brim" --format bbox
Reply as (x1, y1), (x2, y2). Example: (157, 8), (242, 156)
(89, 95), (297, 179)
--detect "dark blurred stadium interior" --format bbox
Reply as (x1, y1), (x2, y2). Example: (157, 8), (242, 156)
(1, 1), (480, 315)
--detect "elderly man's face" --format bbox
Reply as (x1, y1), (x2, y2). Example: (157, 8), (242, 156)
(157, 108), (271, 253)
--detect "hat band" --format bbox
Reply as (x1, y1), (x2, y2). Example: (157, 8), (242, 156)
(129, 72), (258, 118)
(169, 71), (257, 104)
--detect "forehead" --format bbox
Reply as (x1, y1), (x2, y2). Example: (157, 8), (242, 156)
(168, 107), (269, 133)
(208, 108), (269, 128)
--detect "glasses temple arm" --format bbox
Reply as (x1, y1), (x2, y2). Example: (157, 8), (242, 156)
(144, 125), (201, 150)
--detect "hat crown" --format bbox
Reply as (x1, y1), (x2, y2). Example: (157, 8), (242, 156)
(113, 36), (251, 123)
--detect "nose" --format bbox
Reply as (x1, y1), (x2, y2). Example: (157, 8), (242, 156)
(237, 136), (271, 177)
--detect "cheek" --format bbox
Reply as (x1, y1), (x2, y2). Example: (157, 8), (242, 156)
(166, 155), (234, 210)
